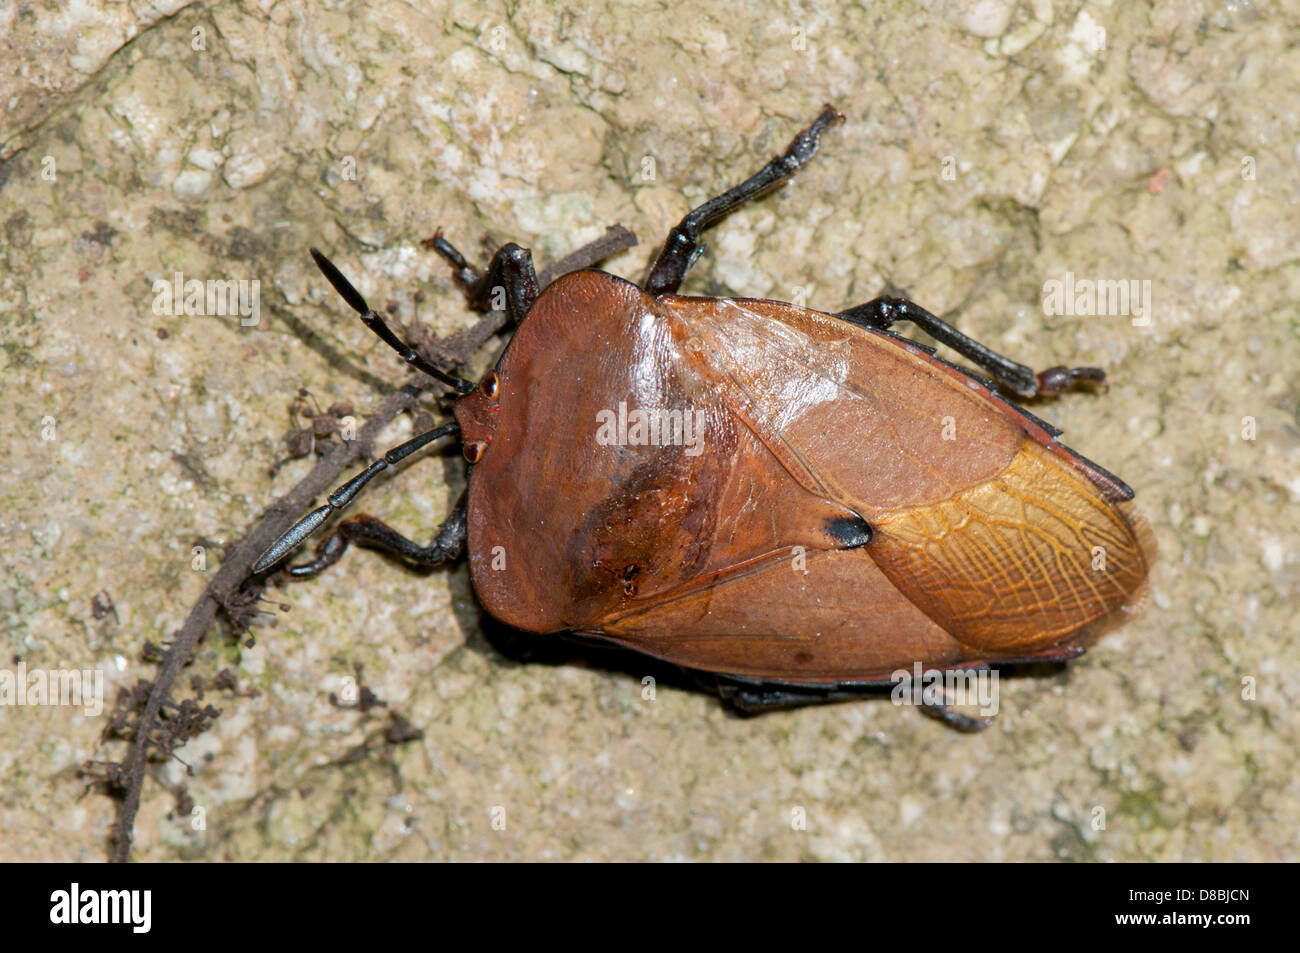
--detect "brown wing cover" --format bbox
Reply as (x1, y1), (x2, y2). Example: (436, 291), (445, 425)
(465, 271), (1154, 682)
(464, 271), (866, 634)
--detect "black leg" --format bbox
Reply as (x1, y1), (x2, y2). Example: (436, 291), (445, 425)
(424, 232), (539, 323)
(717, 679), (876, 714)
(252, 423), (460, 573)
(918, 700), (993, 733)
(715, 673), (900, 715)
(838, 295), (1107, 398)
(644, 105), (844, 296)
(715, 673), (994, 731)
(310, 248), (474, 394)
(284, 492), (468, 578)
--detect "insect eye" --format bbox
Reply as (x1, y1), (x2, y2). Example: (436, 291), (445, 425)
(481, 372), (500, 400)
(463, 440), (487, 464)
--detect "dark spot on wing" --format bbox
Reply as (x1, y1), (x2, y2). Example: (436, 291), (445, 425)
(825, 515), (872, 548)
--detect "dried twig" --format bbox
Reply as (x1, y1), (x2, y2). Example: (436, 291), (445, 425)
(109, 224), (637, 862)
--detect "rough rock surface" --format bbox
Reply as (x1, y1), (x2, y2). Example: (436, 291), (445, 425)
(2, 0), (1296, 861)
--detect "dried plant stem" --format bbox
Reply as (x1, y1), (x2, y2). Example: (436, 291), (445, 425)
(110, 225), (637, 862)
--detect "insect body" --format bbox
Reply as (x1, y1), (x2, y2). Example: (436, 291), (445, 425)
(256, 106), (1154, 725)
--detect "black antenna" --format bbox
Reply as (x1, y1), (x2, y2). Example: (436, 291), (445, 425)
(310, 248), (475, 395)
(253, 421), (460, 572)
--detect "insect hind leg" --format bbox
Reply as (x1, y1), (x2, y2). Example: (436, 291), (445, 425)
(715, 673), (993, 732)
(715, 675), (889, 714)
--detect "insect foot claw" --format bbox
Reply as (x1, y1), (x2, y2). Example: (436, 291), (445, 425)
(920, 702), (994, 733)
(1036, 365), (1108, 396)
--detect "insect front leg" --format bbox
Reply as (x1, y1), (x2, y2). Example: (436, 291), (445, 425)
(283, 492), (468, 578)
(253, 423), (461, 574)
(425, 232), (539, 323)
(838, 296), (1107, 398)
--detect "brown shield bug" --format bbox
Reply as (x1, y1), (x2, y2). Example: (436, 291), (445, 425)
(254, 105), (1154, 729)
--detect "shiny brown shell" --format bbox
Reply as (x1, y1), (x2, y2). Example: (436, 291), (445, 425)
(454, 270), (1154, 684)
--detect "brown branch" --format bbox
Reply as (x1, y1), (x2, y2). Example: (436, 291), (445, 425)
(108, 223), (638, 862)
(110, 383), (425, 862)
